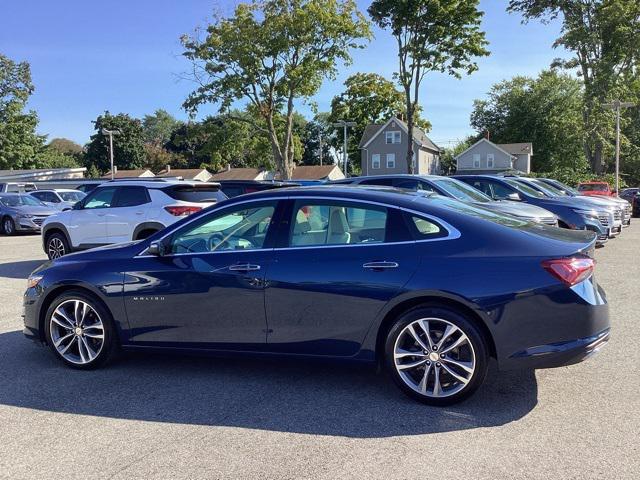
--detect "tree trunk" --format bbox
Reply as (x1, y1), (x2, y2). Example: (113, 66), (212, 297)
(593, 140), (604, 175)
(406, 112), (415, 174)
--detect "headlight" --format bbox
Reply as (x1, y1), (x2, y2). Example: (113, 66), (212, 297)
(19, 214), (33, 219)
(27, 275), (43, 289)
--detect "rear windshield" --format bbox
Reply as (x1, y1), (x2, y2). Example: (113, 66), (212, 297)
(162, 185), (227, 203)
(432, 178), (492, 203)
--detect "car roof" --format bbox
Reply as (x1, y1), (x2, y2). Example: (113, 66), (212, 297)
(32, 188), (81, 193)
(331, 174), (445, 183)
(97, 179), (221, 189)
(0, 192), (28, 197)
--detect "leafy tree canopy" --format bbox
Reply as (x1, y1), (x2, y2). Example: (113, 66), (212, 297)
(181, 0), (371, 179)
(84, 112), (146, 174)
(470, 70), (588, 172)
(142, 109), (180, 146)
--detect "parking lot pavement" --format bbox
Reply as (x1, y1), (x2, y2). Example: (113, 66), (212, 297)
(0, 232), (638, 480)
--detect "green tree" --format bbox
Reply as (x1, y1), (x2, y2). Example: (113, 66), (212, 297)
(35, 148), (81, 169)
(439, 136), (476, 174)
(142, 109), (180, 147)
(47, 138), (83, 157)
(301, 112), (334, 165)
(0, 54), (45, 169)
(368, 0), (489, 173)
(181, 0), (371, 179)
(84, 112), (146, 174)
(470, 70), (587, 172)
(507, 0), (640, 174)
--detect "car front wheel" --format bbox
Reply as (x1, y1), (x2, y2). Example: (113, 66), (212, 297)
(2, 217), (15, 235)
(385, 306), (489, 406)
(44, 291), (118, 369)
(46, 232), (69, 260)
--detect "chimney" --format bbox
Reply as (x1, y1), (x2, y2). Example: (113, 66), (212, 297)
(166, 165), (171, 173)
(485, 130), (490, 140)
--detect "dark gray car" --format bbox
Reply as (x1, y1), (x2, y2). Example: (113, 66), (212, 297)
(0, 193), (59, 235)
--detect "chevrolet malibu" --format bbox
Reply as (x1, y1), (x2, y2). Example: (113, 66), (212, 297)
(23, 186), (609, 405)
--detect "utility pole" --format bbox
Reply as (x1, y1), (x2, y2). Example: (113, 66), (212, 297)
(318, 132), (323, 166)
(602, 100), (634, 194)
(101, 128), (122, 180)
(332, 120), (356, 176)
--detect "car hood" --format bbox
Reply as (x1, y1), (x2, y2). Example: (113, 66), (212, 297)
(574, 195), (626, 208)
(477, 201), (556, 219)
(11, 205), (59, 216)
(53, 240), (143, 263)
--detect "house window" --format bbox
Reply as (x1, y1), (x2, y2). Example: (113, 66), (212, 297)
(473, 154), (481, 168)
(371, 154), (381, 169)
(487, 153), (495, 168)
(386, 153), (396, 169)
(385, 131), (401, 144)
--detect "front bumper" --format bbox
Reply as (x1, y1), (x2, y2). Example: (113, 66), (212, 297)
(15, 216), (46, 232)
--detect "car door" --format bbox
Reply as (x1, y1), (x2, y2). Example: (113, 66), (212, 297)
(68, 186), (117, 247)
(264, 198), (420, 356)
(122, 200), (281, 348)
(106, 186), (151, 243)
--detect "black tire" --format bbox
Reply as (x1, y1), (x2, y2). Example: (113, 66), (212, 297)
(385, 305), (489, 406)
(44, 290), (119, 369)
(2, 216), (16, 235)
(46, 232), (70, 260)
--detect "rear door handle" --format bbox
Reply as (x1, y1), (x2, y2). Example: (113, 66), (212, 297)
(363, 261), (399, 270)
(229, 263), (261, 272)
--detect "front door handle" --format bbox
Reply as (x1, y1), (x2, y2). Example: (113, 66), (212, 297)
(229, 263), (261, 272)
(363, 261), (399, 270)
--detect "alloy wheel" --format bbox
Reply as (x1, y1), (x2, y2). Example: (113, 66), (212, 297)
(49, 299), (105, 365)
(4, 219), (13, 234)
(48, 238), (65, 259)
(393, 317), (476, 398)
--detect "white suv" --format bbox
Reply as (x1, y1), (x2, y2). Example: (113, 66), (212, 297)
(41, 179), (227, 259)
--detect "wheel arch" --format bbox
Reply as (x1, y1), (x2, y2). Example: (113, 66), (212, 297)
(42, 223), (72, 252)
(372, 294), (497, 365)
(38, 284), (121, 345)
(132, 222), (165, 241)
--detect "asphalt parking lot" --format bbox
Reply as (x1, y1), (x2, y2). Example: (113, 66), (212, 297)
(0, 231), (638, 480)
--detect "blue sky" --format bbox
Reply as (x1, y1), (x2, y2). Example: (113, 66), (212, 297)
(2, 0), (567, 148)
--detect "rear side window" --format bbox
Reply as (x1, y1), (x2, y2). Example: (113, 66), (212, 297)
(360, 178), (394, 187)
(289, 201), (387, 247)
(220, 186), (244, 198)
(163, 185), (227, 203)
(114, 186), (150, 207)
(406, 214), (447, 239)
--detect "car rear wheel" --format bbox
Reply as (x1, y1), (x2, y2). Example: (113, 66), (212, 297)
(46, 232), (69, 260)
(44, 291), (118, 369)
(385, 306), (489, 406)
(2, 217), (15, 235)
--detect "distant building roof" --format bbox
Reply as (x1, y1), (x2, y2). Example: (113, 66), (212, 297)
(156, 168), (212, 180)
(210, 168), (266, 181)
(359, 117), (440, 152)
(290, 165), (342, 180)
(101, 169), (154, 179)
(0, 167), (86, 182)
(496, 143), (533, 156)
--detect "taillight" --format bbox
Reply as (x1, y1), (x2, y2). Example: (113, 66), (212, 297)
(541, 257), (595, 286)
(164, 205), (202, 216)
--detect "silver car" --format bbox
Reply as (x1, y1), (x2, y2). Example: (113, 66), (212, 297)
(0, 193), (59, 235)
(29, 189), (86, 211)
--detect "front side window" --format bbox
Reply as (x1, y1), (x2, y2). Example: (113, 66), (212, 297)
(83, 187), (117, 209)
(386, 153), (396, 168)
(488, 181), (516, 200)
(371, 154), (381, 169)
(289, 201), (387, 247)
(59, 191), (86, 202)
(114, 186), (150, 207)
(385, 131), (401, 144)
(169, 203), (276, 254)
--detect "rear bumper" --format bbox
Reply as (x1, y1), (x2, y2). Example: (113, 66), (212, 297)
(507, 328), (610, 370)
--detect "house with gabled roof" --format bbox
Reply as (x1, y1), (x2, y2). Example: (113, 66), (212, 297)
(358, 116), (441, 176)
(455, 138), (533, 174)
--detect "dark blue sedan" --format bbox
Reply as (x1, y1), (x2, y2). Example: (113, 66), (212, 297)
(23, 186), (609, 405)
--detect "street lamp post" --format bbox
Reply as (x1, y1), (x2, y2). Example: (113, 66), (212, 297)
(602, 100), (634, 194)
(332, 120), (357, 176)
(101, 128), (122, 180)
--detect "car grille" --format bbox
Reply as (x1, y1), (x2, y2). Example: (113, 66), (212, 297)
(613, 209), (622, 222)
(598, 214), (609, 227)
(32, 216), (47, 226)
(540, 217), (557, 226)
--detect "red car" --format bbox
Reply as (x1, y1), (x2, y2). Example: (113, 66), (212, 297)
(577, 181), (616, 197)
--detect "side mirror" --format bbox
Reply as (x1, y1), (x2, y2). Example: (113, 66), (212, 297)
(506, 192), (521, 201)
(147, 241), (166, 256)
(72, 202), (83, 210)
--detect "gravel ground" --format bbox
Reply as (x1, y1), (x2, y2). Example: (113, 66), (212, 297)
(0, 229), (638, 479)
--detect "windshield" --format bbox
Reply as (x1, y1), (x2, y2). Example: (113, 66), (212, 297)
(0, 195), (45, 207)
(432, 178), (491, 203)
(59, 191), (85, 202)
(530, 179), (567, 197)
(505, 179), (546, 198)
(546, 179), (580, 195)
(579, 183), (608, 192)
